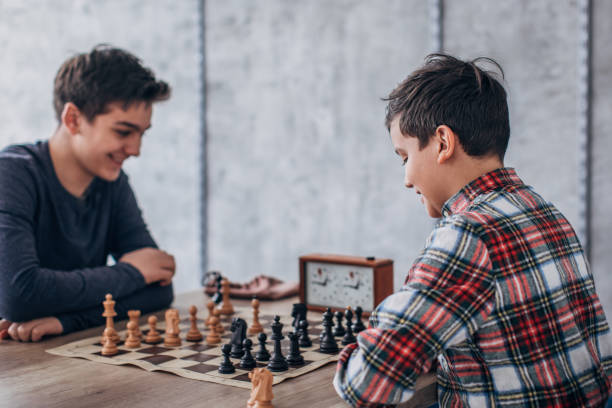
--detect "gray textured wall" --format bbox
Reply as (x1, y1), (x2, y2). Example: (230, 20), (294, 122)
(205, 0), (433, 291)
(204, 0), (612, 318)
(1, 1), (611, 317)
(0, 0), (201, 293)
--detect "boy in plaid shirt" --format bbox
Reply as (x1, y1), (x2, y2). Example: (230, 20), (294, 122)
(334, 54), (612, 407)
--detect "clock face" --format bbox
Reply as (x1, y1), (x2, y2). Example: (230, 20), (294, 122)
(305, 261), (374, 311)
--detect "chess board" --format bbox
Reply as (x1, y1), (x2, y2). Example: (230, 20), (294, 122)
(46, 307), (339, 389)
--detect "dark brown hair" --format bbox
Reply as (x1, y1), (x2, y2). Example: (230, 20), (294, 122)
(385, 53), (510, 159)
(53, 45), (171, 123)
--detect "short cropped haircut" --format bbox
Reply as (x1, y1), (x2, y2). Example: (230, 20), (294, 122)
(385, 53), (510, 159)
(53, 45), (171, 123)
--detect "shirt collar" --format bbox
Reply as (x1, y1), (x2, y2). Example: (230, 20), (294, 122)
(441, 167), (523, 217)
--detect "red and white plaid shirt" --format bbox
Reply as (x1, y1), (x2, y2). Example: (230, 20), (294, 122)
(334, 168), (612, 407)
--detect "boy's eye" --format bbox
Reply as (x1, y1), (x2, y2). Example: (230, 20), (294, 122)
(115, 130), (131, 137)
(401, 157), (408, 166)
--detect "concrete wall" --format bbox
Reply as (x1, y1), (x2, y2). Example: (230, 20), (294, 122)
(0, 0), (201, 293)
(1, 1), (611, 317)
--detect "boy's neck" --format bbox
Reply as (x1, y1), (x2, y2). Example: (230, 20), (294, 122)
(48, 127), (94, 198)
(443, 154), (504, 203)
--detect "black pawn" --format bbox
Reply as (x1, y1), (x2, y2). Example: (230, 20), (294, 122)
(256, 332), (271, 361)
(212, 274), (223, 304)
(298, 319), (312, 348)
(267, 315), (288, 372)
(319, 308), (339, 354)
(342, 308), (357, 345)
(353, 306), (366, 333)
(333, 310), (346, 337)
(240, 338), (257, 370)
(218, 343), (235, 374)
(286, 332), (304, 366)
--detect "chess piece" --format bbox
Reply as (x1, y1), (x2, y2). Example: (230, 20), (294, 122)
(298, 319), (312, 348)
(255, 332), (271, 361)
(286, 332), (304, 366)
(267, 315), (288, 372)
(205, 315), (222, 344)
(248, 368), (274, 408)
(101, 327), (118, 356)
(101, 294), (120, 345)
(186, 305), (203, 342)
(164, 309), (182, 347)
(219, 343), (236, 374)
(319, 308), (339, 354)
(218, 278), (235, 315)
(342, 307), (357, 345)
(230, 317), (247, 358)
(127, 310), (142, 339)
(125, 321), (141, 348)
(213, 309), (225, 335)
(144, 315), (162, 344)
(205, 300), (215, 328)
(333, 310), (346, 337)
(291, 303), (307, 333)
(212, 273), (223, 305)
(248, 297), (264, 335)
(353, 306), (366, 333)
(240, 338), (257, 370)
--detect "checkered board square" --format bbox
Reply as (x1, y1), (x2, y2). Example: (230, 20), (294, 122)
(46, 307), (339, 389)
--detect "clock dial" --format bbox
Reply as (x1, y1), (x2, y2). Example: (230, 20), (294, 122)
(305, 262), (374, 311)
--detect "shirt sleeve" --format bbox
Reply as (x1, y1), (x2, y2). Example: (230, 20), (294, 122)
(57, 282), (174, 334)
(333, 217), (496, 407)
(108, 172), (158, 259)
(0, 161), (148, 323)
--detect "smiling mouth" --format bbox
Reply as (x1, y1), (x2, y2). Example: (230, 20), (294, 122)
(108, 154), (125, 166)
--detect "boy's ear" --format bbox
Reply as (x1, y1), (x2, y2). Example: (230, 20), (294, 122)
(61, 103), (81, 135)
(434, 125), (457, 164)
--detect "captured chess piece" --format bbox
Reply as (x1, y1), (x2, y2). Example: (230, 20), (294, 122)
(101, 327), (118, 356)
(319, 308), (339, 354)
(256, 332), (271, 361)
(248, 297), (264, 335)
(353, 306), (366, 333)
(342, 307), (357, 345)
(248, 367), (274, 408)
(333, 310), (346, 337)
(164, 309), (182, 347)
(267, 315), (288, 372)
(298, 319), (312, 348)
(219, 343), (236, 374)
(144, 315), (162, 344)
(240, 338), (257, 370)
(127, 310), (142, 339)
(218, 278), (235, 315)
(286, 332), (304, 366)
(186, 305), (203, 342)
(206, 315), (222, 344)
(125, 321), (141, 348)
(211, 273), (223, 305)
(101, 294), (120, 345)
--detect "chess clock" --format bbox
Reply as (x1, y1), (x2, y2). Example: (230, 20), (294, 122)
(299, 254), (393, 314)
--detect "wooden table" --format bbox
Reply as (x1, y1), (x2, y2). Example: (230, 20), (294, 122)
(0, 291), (436, 408)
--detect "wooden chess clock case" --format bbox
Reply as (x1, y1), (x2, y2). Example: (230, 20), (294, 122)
(299, 254), (393, 315)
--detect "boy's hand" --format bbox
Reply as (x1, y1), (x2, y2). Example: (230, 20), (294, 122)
(119, 247), (176, 286)
(4, 317), (63, 342)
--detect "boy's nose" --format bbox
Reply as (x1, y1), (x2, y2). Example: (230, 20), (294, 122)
(125, 136), (141, 157)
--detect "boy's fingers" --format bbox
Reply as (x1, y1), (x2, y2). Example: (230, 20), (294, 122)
(8, 323), (20, 341)
(31, 319), (62, 342)
(0, 319), (11, 331)
(17, 321), (38, 342)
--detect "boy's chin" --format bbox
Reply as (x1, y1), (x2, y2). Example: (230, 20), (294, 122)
(425, 204), (443, 218)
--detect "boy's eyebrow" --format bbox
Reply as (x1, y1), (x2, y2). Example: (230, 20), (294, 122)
(114, 121), (152, 132)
